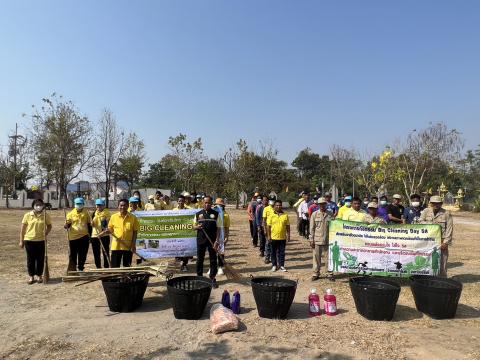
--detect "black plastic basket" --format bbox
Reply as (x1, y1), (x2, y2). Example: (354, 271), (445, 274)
(349, 277), (401, 321)
(251, 277), (297, 319)
(410, 275), (462, 319)
(102, 274), (150, 312)
(167, 276), (212, 320)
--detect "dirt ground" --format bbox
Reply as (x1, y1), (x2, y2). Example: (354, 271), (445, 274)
(0, 208), (479, 360)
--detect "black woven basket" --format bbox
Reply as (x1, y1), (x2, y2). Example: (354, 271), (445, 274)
(349, 277), (401, 321)
(410, 275), (462, 319)
(102, 274), (149, 312)
(167, 276), (212, 320)
(251, 277), (297, 319)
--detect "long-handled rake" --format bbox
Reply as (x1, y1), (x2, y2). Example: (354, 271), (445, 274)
(43, 209), (50, 284)
(64, 209), (77, 274)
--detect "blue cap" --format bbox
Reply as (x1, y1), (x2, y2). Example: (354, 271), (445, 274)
(129, 196), (139, 203)
(74, 197), (85, 205)
(345, 196), (353, 201)
(95, 199), (105, 206)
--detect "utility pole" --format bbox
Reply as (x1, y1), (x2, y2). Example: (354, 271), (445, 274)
(8, 123), (26, 197)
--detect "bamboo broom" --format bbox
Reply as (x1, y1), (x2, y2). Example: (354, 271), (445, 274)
(42, 208), (50, 284)
(64, 209), (77, 274)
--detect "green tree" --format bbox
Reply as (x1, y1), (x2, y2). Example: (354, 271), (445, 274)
(117, 132), (145, 194)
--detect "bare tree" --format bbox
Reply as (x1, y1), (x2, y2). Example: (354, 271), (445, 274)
(394, 122), (464, 198)
(330, 145), (361, 194)
(30, 94), (95, 207)
(92, 109), (127, 206)
(117, 132), (146, 194)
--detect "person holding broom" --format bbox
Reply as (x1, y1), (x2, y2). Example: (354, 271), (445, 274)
(105, 198), (139, 267)
(194, 196), (221, 288)
(19, 199), (52, 284)
(90, 199), (111, 268)
(65, 197), (92, 272)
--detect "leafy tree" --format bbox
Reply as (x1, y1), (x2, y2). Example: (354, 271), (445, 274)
(141, 157), (177, 189)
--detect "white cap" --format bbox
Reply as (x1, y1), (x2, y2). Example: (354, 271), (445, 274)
(326, 289), (333, 295)
(310, 288), (317, 294)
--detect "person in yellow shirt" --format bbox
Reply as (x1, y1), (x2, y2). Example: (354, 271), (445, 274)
(105, 198), (140, 267)
(19, 199), (52, 284)
(337, 195), (353, 220)
(267, 200), (290, 272)
(154, 191), (163, 209)
(184, 192), (194, 209)
(195, 194), (204, 209)
(262, 196), (275, 263)
(64, 197), (92, 271)
(161, 194), (174, 210)
(343, 197), (367, 222)
(144, 195), (156, 211)
(90, 199), (111, 268)
(213, 198), (230, 276)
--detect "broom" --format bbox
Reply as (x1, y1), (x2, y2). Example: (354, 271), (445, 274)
(42, 209), (50, 284)
(64, 209), (77, 274)
(201, 228), (242, 281)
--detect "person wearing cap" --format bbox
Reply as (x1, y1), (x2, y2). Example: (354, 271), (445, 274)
(403, 194), (424, 224)
(144, 195), (156, 211)
(213, 198), (230, 276)
(364, 202), (386, 224)
(161, 194), (174, 210)
(195, 194), (204, 209)
(324, 192), (338, 218)
(90, 199), (111, 268)
(19, 199), (52, 284)
(293, 192), (305, 235)
(308, 195), (320, 218)
(256, 195), (268, 259)
(343, 197), (367, 222)
(267, 200), (290, 272)
(419, 196), (453, 277)
(309, 197), (334, 281)
(183, 192), (194, 209)
(378, 195), (390, 223)
(337, 195), (353, 220)
(387, 194), (404, 224)
(154, 191), (163, 209)
(247, 192), (260, 246)
(299, 192), (310, 238)
(132, 190), (143, 210)
(262, 196), (276, 263)
(194, 196), (221, 288)
(106, 198), (139, 267)
(128, 196), (140, 213)
(64, 197), (92, 271)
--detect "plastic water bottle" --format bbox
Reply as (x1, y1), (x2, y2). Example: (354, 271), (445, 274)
(231, 291), (241, 314)
(324, 289), (337, 316)
(308, 288), (321, 317)
(221, 290), (231, 309)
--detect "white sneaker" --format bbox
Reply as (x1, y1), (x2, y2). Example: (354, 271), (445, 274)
(207, 269), (210, 276)
(271, 266), (277, 272)
(280, 266), (287, 272)
(218, 267), (224, 275)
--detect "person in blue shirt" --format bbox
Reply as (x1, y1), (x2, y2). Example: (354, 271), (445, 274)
(256, 195), (268, 258)
(378, 195), (390, 223)
(324, 192), (338, 218)
(403, 194), (424, 224)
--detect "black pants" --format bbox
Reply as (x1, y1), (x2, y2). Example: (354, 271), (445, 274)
(300, 219), (309, 238)
(258, 227), (266, 253)
(69, 235), (90, 271)
(197, 241), (217, 279)
(91, 236), (110, 268)
(25, 241), (45, 276)
(217, 253), (224, 267)
(111, 250), (133, 268)
(271, 240), (286, 267)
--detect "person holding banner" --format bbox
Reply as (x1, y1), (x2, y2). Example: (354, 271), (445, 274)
(106, 199), (139, 267)
(128, 196), (140, 213)
(154, 191), (163, 209)
(419, 195), (453, 277)
(388, 194), (405, 224)
(364, 202), (386, 224)
(161, 195), (174, 210)
(337, 195), (352, 220)
(309, 197), (334, 281)
(144, 195), (156, 211)
(19, 199), (52, 284)
(403, 194), (424, 224)
(184, 192), (194, 209)
(194, 196), (221, 288)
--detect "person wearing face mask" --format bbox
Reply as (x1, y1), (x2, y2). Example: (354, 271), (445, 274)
(377, 195), (390, 223)
(247, 192), (260, 247)
(403, 194), (424, 224)
(419, 196), (453, 277)
(387, 194), (405, 224)
(343, 197), (367, 222)
(213, 198), (230, 276)
(65, 197), (92, 272)
(337, 195), (352, 220)
(255, 195), (268, 258)
(361, 195), (370, 211)
(90, 198), (111, 268)
(132, 190), (143, 210)
(20, 199), (52, 284)
(364, 202), (386, 224)
(262, 196), (276, 263)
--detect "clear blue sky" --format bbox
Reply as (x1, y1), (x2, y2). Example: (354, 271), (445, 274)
(1, 0), (479, 166)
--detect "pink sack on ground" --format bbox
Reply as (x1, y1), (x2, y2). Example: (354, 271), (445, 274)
(210, 304), (239, 334)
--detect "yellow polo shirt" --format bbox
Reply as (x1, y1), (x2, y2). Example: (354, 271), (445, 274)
(224, 212), (231, 228)
(154, 199), (163, 210)
(91, 208), (111, 237)
(22, 211), (52, 241)
(337, 205), (350, 220)
(66, 209), (91, 240)
(343, 208), (367, 222)
(267, 211), (290, 240)
(108, 212), (140, 251)
(262, 205), (274, 223)
(161, 201), (174, 210)
(144, 203), (156, 211)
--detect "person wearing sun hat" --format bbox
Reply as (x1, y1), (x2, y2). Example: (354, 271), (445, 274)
(90, 198), (111, 268)
(364, 202), (386, 224)
(144, 195), (156, 211)
(419, 195), (453, 277)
